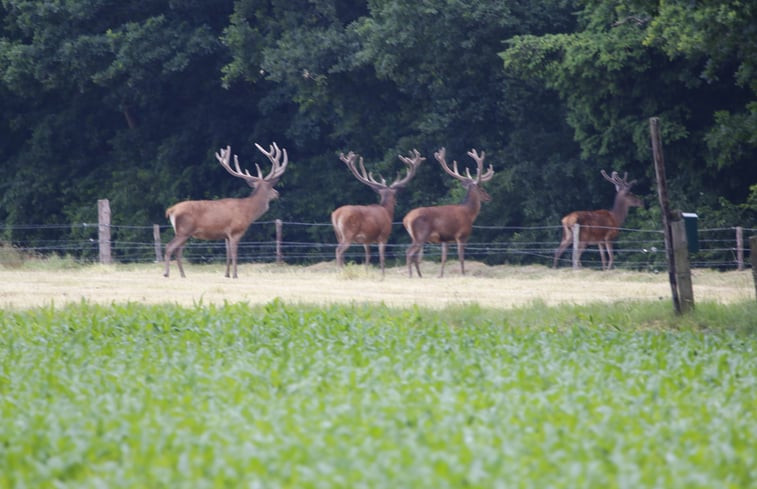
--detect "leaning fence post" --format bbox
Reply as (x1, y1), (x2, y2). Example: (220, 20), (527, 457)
(153, 224), (163, 263)
(736, 226), (744, 271)
(750, 235), (757, 301)
(572, 222), (580, 270)
(98, 199), (112, 264)
(275, 219), (283, 265)
(650, 117), (682, 314)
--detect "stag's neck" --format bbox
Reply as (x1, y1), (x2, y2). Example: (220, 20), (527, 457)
(377, 192), (398, 219)
(242, 188), (271, 219)
(460, 188), (482, 217)
(610, 192), (631, 225)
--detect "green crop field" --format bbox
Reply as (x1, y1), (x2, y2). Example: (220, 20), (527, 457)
(1, 298), (756, 488)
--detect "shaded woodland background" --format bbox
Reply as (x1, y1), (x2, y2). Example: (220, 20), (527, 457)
(1, 0), (755, 264)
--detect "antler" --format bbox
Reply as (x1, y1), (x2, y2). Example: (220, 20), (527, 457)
(215, 143), (288, 186)
(216, 145), (254, 181)
(340, 150), (423, 190)
(339, 152), (387, 190)
(392, 149), (424, 189)
(466, 149), (494, 183)
(601, 169), (636, 191)
(254, 142), (289, 183)
(435, 147), (494, 184)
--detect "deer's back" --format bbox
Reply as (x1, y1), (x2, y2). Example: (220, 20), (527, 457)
(403, 205), (473, 243)
(332, 204), (392, 242)
(562, 210), (619, 243)
(166, 198), (260, 239)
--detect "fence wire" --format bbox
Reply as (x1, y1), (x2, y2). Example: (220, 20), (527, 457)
(1, 221), (754, 271)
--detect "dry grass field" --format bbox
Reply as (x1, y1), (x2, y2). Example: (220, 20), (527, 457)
(1, 260), (753, 310)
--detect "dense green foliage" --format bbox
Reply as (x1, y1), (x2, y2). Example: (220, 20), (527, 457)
(500, 0), (757, 226)
(1, 0), (755, 260)
(1, 300), (756, 487)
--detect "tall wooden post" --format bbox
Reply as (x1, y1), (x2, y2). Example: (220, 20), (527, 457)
(750, 236), (757, 301)
(650, 117), (681, 313)
(153, 224), (163, 263)
(275, 219), (283, 265)
(98, 199), (112, 265)
(572, 222), (580, 270)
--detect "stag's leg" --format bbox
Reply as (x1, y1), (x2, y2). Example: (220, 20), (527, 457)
(439, 243), (448, 277)
(332, 221), (343, 267)
(406, 244), (416, 277)
(604, 241), (614, 270)
(575, 242), (588, 268)
(176, 246), (186, 278)
(164, 235), (189, 278)
(335, 241), (349, 268)
(597, 243), (607, 270)
(414, 248), (423, 277)
(406, 242), (423, 278)
(553, 231), (572, 268)
(363, 244), (371, 268)
(163, 246), (173, 277)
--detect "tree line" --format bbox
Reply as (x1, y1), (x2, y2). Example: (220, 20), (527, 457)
(1, 0), (754, 264)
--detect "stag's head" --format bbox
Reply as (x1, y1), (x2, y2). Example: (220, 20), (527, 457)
(601, 170), (643, 209)
(339, 149), (424, 205)
(216, 143), (288, 199)
(434, 147), (494, 202)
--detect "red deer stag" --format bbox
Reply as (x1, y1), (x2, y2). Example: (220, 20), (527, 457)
(331, 149), (424, 275)
(403, 147), (494, 278)
(553, 170), (643, 270)
(164, 142), (288, 278)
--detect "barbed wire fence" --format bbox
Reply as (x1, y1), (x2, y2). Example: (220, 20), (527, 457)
(2, 218), (754, 271)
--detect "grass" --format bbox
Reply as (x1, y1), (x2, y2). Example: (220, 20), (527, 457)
(0, 244), (85, 271)
(1, 299), (756, 488)
(0, 262), (753, 309)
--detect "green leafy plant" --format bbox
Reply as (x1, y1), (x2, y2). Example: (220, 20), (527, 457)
(1, 300), (755, 488)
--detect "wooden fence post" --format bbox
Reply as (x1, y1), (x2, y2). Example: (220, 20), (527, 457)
(671, 213), (694, 312)
(153, 224), (163, 263)
(97, 199), (112, 265)
(650, 117), (682, 314)
(572, 222), (580, 270)
(275, 219), (283, 265)
(750, 235), (757, 301)
(736, 226), (744, 271)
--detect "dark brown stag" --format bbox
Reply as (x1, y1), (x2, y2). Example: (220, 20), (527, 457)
(403, 147), (494, 277)
(164, 142), (288, 278)
(553, 170), (643, 270)
(331, 150), (424, 275)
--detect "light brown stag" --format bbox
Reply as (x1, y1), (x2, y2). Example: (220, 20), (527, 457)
(331, 149), (424, 275)
(553, 170), (643, 270)
(403, 147), (494, 277)
(164, 142), (288, 278)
